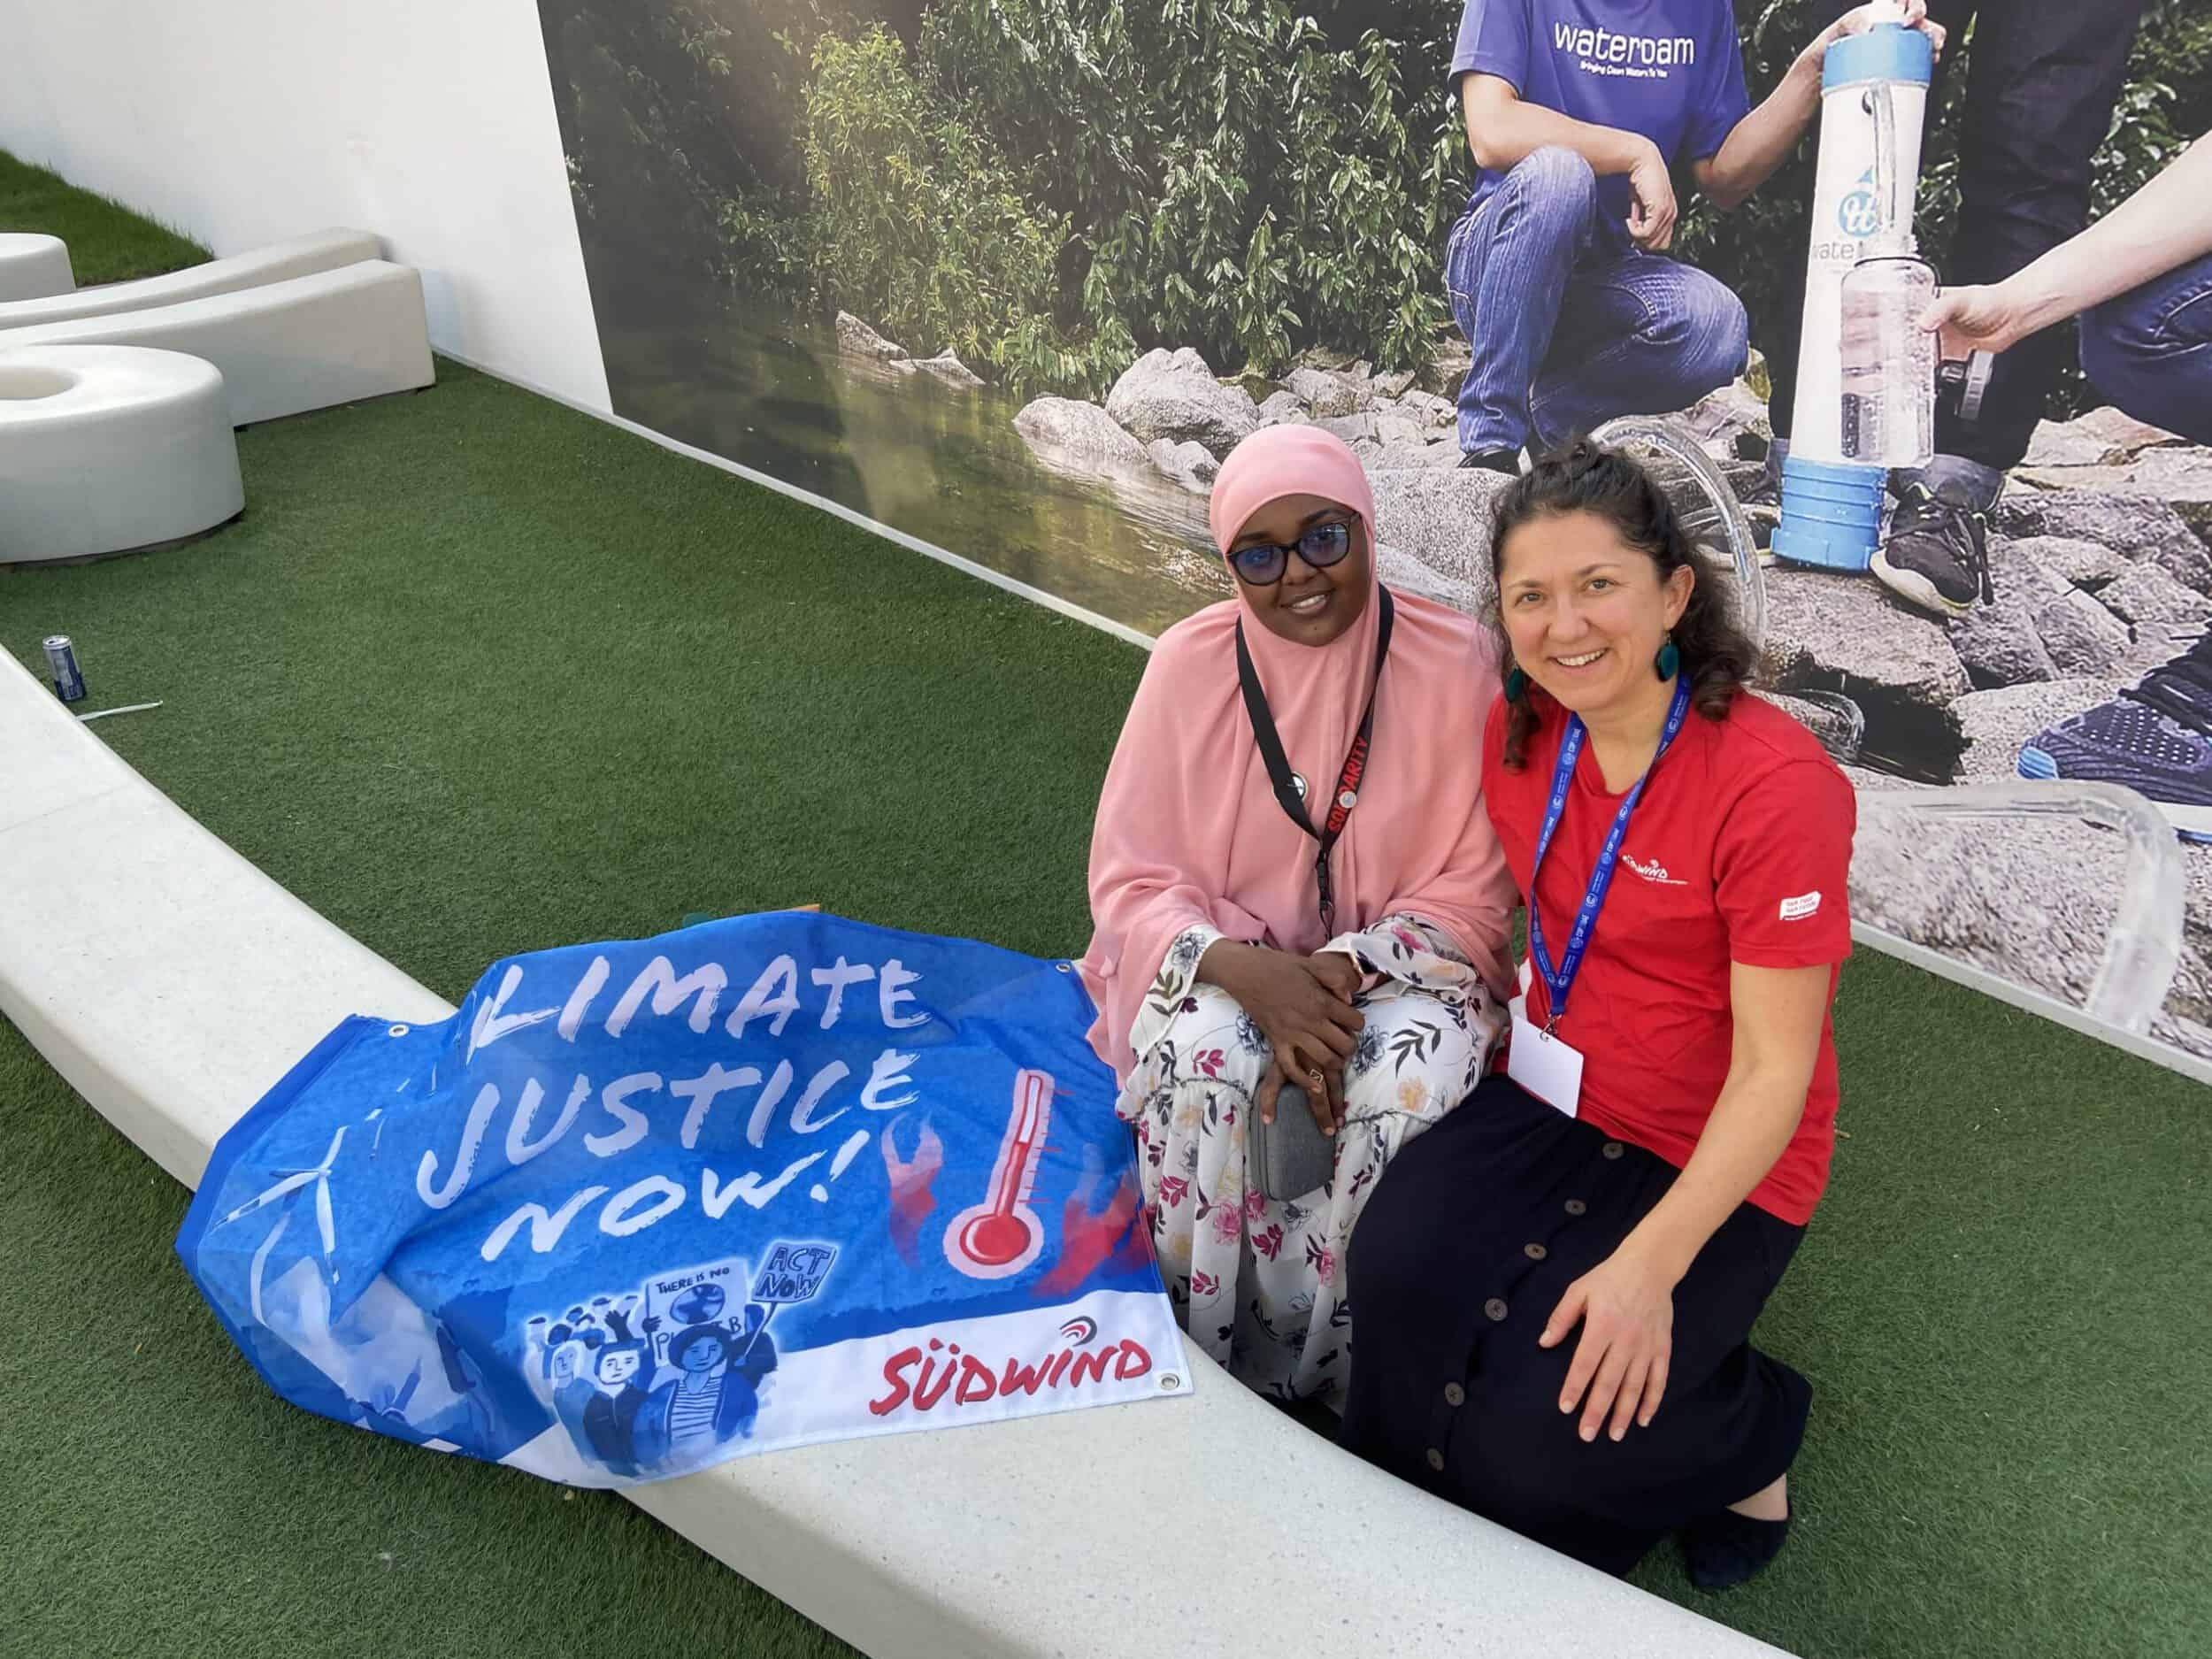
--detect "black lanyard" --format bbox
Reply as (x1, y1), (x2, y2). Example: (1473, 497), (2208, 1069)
(1233, 587), (1395, 939)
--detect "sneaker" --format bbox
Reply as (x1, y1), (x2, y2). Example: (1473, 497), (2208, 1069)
(2018, 661), (2212, 842)
(1458, 447), (1521, 477)
(1872, 480), (1993, 617)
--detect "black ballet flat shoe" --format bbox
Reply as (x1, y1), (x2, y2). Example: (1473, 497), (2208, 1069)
(1682, 1504), (1791, 1591)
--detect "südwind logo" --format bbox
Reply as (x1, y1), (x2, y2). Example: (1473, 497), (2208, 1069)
(867, 1322), (1154, 1417)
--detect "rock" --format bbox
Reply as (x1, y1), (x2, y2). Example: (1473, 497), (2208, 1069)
(1375, 413), (1429, 449)
(1993, 534), (2125, 592)
(1951, 588), (2060, 688)
(1146, 437), (1218, 492)
(1398, 389), (1457, 430)
(1759, 569), (1973, 708)
(1257, 390), (1309, 426)
(1720, 457), (1770, 500)
(2153, 849), (2212, 1061)
(1105, 348), (1261, 457)
(1367, 466), (1513, 599)
(2093, 561), (2212, 629)
(1421, 341), (1473, 398)
(1683, 380), (1772, 456)
(835, 311), (908, 361)
(2125, 447), (2212, 541)
(1371, 368), (1417, 400)
(1372, 438), (1463, 471)
(1994, 488), (2212, 595)
(1317, 412), (1380, 446)
(1012, 395), (1152, 473)
(1294, 346), (1359, 373)
(2010, 463), (2142, 493)
(1375, 544), (1479, 614)
(2073, 403), (2186, 457)
(1763, 690), (1865, 763)
(1950, 679), (2115, 778)
(2034, 588), (2132, 676)
(2019, 419), (2117, 471)
(1847, 792), (2134, 1018)
(1284, 367), (1358, 419)
(2019, 405), (2188, 470)
(912, 351), (983, 388)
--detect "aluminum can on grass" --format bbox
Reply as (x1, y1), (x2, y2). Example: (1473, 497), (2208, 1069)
(42, 635), (86, 703)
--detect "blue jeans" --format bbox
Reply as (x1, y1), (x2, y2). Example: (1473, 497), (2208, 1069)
(2079, 251), (2212, 446)
(1446, 147), (1749, 456)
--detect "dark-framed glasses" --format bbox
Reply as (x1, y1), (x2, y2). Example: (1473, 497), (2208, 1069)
(1227, 518), (1353, 586)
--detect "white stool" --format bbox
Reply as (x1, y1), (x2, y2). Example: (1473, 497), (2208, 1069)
(0, 234), (73, 302)
(0, 345), (244, 564)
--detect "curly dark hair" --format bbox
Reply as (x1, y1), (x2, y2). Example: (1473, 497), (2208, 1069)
(1489, 437), (1759, 770)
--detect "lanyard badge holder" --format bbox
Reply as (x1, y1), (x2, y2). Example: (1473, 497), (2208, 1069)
(1508, 677), (1692, 1116)
(1233, 588), (1395, 941)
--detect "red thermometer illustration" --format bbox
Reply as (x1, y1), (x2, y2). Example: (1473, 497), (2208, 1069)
(944, 1068), (1053, 1279)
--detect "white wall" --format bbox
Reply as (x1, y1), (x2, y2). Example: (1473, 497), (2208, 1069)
(0, 0), (610, 411)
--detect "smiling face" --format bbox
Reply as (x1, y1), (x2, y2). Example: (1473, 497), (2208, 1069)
(1226, 492), (1372, 648)
(1497, 509), (1693, 719)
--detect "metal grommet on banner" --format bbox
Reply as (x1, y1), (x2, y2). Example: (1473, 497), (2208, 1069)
(388, 1025), (410, 1038)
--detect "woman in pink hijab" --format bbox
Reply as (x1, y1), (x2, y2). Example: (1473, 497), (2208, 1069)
(1078, 424), (1517, 1405)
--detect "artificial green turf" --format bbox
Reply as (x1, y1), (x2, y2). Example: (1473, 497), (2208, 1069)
(3, 361), (2207, 1659)
(0, 148), (209, 286)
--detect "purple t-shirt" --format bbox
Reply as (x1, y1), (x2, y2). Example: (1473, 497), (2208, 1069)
(1450, 0), (1749, 233)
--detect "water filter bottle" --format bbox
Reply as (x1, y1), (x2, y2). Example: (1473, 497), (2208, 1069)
(1839, 254), (1937, 467)
(1771, 1), (1934, 571)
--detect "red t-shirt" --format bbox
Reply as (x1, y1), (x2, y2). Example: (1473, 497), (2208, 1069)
(1481, 691), (1855, 1225)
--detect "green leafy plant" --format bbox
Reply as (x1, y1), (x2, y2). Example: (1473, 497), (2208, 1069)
(917, 0), (1466, 377)
(800, 26), (1122, 396)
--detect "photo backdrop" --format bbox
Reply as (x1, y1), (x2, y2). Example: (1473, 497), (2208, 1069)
(533, 0), (2212, 1075)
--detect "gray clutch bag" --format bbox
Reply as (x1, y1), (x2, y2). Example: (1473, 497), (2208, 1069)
(1248, 1084), (1336, 1202)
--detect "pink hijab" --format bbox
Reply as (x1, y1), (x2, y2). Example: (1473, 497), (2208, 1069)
(1076, 424), (1517, 1079)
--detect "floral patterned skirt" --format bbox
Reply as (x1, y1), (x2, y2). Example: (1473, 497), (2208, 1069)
(1120, 916), (1502, 1405)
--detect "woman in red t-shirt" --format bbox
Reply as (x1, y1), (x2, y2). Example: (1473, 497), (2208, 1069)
(1339, 439), (1855, 1589)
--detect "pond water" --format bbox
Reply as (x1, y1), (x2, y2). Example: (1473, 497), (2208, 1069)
(598, 295), (1228, 638)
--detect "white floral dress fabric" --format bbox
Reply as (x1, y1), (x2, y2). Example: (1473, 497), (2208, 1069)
(1119, 915), (1502, 1405)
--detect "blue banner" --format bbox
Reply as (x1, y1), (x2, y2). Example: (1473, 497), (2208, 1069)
(178, 912), (1191, 1486)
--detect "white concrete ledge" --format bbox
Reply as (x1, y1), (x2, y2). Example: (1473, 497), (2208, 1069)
(0, 233), (73, 302)
(0, 228), (380, 331)
(0, 261), (434, 426)
(0, 646), (1786, 1658)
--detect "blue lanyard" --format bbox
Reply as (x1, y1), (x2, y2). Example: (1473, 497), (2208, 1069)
(1525, 677), (1692, 1032)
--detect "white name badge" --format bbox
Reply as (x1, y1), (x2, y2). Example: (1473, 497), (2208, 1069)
(1508, 998), (1584, 1118)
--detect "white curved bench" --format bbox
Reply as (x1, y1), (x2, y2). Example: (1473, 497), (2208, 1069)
(0, 233), (73, 302)
(0, 346), (243, 564)
(0, 227), (379, 331)
(0, 262), (435, 426)
(0, 646), (1784, 1659)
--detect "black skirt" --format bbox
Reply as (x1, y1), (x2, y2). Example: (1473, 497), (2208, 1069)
(1339, 1074), (1811, 1576)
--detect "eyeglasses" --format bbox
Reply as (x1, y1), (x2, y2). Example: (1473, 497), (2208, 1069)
(1227, 519), (1354, 586)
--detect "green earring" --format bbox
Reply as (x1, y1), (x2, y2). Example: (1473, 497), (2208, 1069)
(1655, 637), (1680, 680)
(1504, 666), (1528, 702)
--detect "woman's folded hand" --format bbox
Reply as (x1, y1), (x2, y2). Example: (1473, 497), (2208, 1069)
(1198, 940), (1363, 1129)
